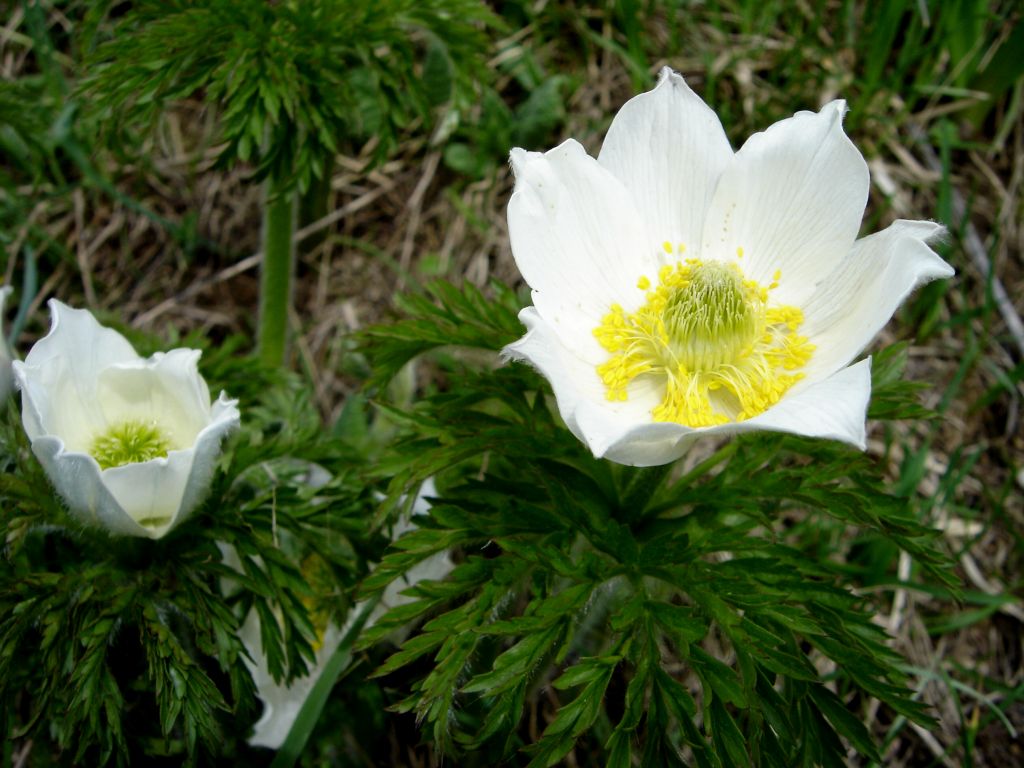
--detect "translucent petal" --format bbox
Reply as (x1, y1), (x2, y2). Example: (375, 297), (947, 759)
(508, 140), (654, 363)
(801, 220), (953, 381)
(599, 68), (733, 259)
(701, 101), (869, 306)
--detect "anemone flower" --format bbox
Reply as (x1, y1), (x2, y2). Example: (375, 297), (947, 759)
(503, 68), (953, 467)
(12, 301), (239, 537)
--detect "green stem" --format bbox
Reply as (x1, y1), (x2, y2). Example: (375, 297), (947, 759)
(269, 595), (381, 768)
(619, 464), (674, 525)
(258, 184), (296, 368)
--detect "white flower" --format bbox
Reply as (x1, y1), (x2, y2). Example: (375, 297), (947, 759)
(239, 479), (454, 750)
(503, 68), (953, 467)
(12, 300), (240, 538)
(0, 286), (13, 400)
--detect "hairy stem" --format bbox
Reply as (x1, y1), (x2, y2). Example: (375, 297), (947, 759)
(258, 184), (296, 367)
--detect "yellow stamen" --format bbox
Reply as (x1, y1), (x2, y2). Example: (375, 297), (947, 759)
(592, 257), (814, 427)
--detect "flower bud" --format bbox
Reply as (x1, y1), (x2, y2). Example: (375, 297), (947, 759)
(12, 301), (240, 538)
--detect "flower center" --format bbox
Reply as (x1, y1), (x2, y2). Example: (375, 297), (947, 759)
(91, 419), (171, 469)
(593, 256), (814, 427)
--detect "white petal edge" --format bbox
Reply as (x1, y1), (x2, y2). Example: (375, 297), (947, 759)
(598, 67), (733, 259)
(505, 308), (874, 465)
(700, 100), (870, 306)
(503, 307), (680, 464)
(241, 609), (342, 750)
(171, 393), (240, 532)
(730, 358), (872, 449)
(502, 306), (615, 450)
(14, 301), (140, 444)
(22, 300), (139, 402)
(508, 139), (654, 365)
(800, 219), (954, 381)
(596, 359), (874, 464)
(28, 435), (156, 537)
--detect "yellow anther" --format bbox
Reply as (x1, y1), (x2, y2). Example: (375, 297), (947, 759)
(736, 246), (744, 258)
(662, 241), (673, 254)
(592, 255), (813, 427)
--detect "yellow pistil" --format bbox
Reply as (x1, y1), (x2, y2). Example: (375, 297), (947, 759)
(592, 257), (814, 427)
(91, 419), (171, 469)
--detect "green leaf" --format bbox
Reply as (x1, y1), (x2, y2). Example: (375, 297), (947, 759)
(807, 684), (881, 762)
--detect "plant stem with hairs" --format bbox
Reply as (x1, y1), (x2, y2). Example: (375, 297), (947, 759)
(259, 184), (295, 368)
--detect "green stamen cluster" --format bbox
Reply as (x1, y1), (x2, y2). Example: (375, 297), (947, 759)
(91, 420), (171, 469)
(663, 260), (761, 371)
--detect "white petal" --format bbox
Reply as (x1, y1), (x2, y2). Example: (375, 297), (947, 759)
(503, 307), (684, 464)
(97, 349), (211, 450)
(734, 359), (873, 449)
(15, 361), (103, 451)
(173, 393), (240, 526)
(14, 301), (139, 443)
(591, 418), (697, 467)
(102, 450), (196, 536)
(701, 101), (869, 305)
(503, 307), (610, 447)
(598, 68), (733, 257)
(800, 220), (954, 381)
(508, 140), (653, 363)
(28, 436), (156, 537)
(240, 609), (340, 750)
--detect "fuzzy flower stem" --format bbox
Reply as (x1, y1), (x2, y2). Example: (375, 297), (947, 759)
(258, 183), (296, 368)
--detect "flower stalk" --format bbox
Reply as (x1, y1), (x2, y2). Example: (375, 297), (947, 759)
(258, 184), (296, 368)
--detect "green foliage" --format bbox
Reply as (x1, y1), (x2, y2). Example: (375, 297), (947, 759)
(356, 280), (953, 765)
(0, 348), (381, 765)
(443, 72), (573, 179)
(83, 0), (498, 193)
(360, 279), (525, 388)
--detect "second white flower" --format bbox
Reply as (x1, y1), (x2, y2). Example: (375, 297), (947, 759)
(12, 301), (240, 538)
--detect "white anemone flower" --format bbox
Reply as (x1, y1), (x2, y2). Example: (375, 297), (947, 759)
(12, 300), (240, 538)
(240, 479), (454, 750)
(0, 286), (13, 400)
(503, 68), (953, 467)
